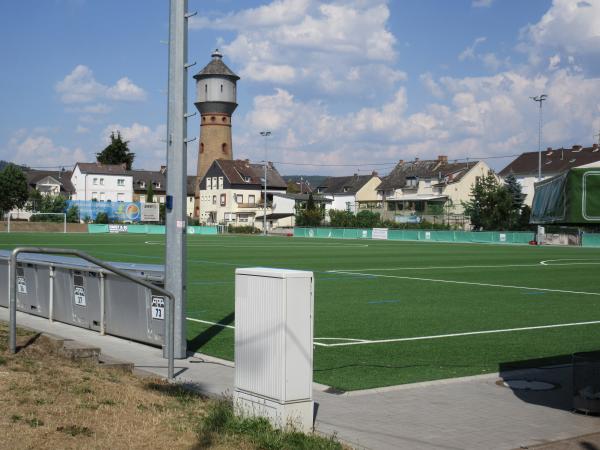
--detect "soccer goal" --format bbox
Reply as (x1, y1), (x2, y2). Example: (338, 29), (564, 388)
(6, 212), (67, 233)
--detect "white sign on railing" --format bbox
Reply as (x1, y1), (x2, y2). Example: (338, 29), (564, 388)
(141, 203), (160, 222)
(372, 228), (389, 240)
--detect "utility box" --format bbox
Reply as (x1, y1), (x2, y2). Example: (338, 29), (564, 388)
(234, 267), (314, 432)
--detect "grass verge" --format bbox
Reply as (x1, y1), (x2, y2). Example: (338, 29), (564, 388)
(0, 322), (343, 449)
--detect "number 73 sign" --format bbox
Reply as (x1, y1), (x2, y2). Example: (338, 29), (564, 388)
(151, 296), (165, 320)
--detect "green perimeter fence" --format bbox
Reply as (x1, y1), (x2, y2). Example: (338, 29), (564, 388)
(88, 224), (218, 235)
(294, 227), (535, 244)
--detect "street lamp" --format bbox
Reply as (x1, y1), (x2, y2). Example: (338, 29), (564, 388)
(530, 94), (548, 181)
(260, 131), (271, 236)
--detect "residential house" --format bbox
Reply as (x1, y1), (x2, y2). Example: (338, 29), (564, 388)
(316, 172), (381, 218)
(71, 163), (133, 202)
(25, 169), (74, 198)
(198, 159), (287, 229)
(131, 167), (167, 205)
(271, 193), (332, 228)
(186, 176), (196, 218)
(499, 144), (600, 206)
(377, 155), (491, 224)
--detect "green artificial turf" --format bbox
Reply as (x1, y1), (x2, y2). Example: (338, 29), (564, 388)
(2, 232), (600, 391)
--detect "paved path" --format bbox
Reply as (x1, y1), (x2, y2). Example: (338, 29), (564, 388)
(3, 309), (599, 450)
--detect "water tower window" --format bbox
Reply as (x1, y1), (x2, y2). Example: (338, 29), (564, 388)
(211, 116), (216, 122)
(222, 117), (227, 123)
(200, 143), (204, 154)
(222, 143), (228, 154)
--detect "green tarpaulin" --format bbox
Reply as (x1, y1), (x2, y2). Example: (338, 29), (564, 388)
(531, 168), (600, 224)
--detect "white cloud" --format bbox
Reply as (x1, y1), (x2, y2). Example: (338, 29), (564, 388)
(458, 37), (486, 61)
(196, 0), (400, 95)
(472, 0), (493, 7)
(106, 77), (147, 101)
(102, 123), (167, 170)
(4, 131), (87, 168)
(83, 103), (111, 114)
(520, 0), (600, 74)
(420, 72), (444, 98)
(55, 65), (146, 104)
(75, 125), (89, 134)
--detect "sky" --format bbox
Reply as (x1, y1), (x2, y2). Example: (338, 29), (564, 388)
(1, 0), (600, 176)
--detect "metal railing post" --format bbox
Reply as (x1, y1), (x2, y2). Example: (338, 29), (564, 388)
(99, 272), (105, 335)
(8, 247), (175, 379)
(49, 266), (54, 323)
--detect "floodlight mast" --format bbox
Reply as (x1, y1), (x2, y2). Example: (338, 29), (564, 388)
(260, 131), (271, 236)
(165, 0), (194, 359)
(530, 94), (548, 182)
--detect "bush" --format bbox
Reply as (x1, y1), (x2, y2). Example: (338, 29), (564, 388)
(227, 225), (259, 234)
(95, 212), (109, 224)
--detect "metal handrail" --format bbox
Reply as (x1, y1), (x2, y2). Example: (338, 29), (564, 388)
(8, 247), (174, 379)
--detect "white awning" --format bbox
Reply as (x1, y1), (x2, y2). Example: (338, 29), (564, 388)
(386, 195), (447, 201)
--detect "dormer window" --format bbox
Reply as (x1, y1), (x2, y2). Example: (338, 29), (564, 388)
(243, 176), (251, 183)
(140, 181), (146, 188)
(343, 187), (349, 192)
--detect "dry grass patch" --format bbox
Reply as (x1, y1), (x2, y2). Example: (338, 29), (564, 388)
(0, 324), (344, 450)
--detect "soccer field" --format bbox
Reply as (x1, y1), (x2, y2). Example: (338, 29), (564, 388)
(2, 232), (600, 391)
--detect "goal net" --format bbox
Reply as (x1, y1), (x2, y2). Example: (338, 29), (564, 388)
(7, 212), (67, 233)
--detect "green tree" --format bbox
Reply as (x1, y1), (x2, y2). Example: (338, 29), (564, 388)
(66, 205), (80, 223)
(0, 164), (28, 215)
(463, 171), (518, 231)
(95, 212), (109, 224)
(96, 131), (135, 170)
(355, 210), (380, 228)
(328, 209), (355, 227)
(504, 173), (525, 228)
(295, 193), (323, 226)
(286, 180), (300, 194)
(30, 195), (68, 222)
(146, 183), (155, 203)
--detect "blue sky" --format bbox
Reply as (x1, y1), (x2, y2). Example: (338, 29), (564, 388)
(1, 0), (599, 175)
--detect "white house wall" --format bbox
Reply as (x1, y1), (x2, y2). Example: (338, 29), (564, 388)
(71, 166), (133, 202)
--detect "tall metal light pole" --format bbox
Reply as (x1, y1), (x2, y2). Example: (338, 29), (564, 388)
(260, 131), (271, 236)
(165, 0), (195, 359)
(530, 94), (548, 182)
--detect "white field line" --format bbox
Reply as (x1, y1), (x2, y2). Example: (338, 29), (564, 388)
(146, 241), (368, 248)
(328, 263), (542, 272)
(328, 270), (600, 296)
(540, 259), (600, 266)
(315, 320), (600, 347)
(186, 317), (235, 329)
(185, 317), (329, 347)
(329, 260), (600, 272)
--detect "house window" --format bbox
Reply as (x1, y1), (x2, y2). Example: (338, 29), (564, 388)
(117, 193), (125, 202)
(220, 193), (226, 206)
(91, 192), (98, 201)
(99, 192), (105, 201)
(220, 84), (223, 93)
(243, 176), (250, 183)
(100, 178), (104, 185)
(140, 195), (146, 203)
(117, 178), (125, 186)
(212, 177), (217, 189)
(212, 195), (217, 205)
(204, 84), (207, 94)
(218, 177), (223, 189)
(249, 194), (255, 204)
(238, 213), (249, 223)
(140, 181), (146, 188)
(207, 178), (212, 190)
(236, 194), (243, 203)
(93, 178), (98, 185)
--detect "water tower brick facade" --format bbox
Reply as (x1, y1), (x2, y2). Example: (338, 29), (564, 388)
(193, 50), (239, 218)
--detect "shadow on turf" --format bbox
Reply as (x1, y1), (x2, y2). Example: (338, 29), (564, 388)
(498, 354), (581, 412)
(187, 313), (234, 353)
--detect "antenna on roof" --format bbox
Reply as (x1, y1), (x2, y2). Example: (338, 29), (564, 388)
(595, 126), (600, 146)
